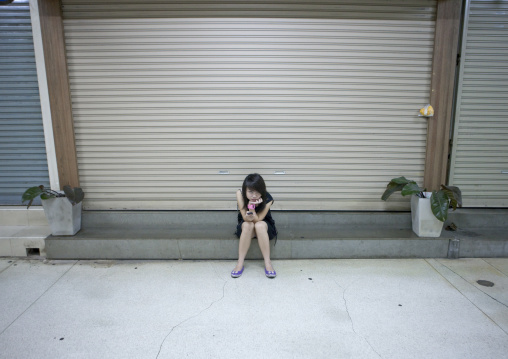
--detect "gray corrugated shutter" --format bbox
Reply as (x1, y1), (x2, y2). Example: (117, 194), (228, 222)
(449, 0), (508, 207)
(0, 0), (49, 205)
(62, 0), (436, 210)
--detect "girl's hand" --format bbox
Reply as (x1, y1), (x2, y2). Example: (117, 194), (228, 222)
(249, 198), (263, 206)
(244, 207), (256, 221)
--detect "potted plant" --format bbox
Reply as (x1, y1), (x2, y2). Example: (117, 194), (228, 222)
(381, 177), (462, 237)
(22, 185), (85, 235)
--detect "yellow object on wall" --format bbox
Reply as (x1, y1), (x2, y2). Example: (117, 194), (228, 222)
(420, 104), (434, 116)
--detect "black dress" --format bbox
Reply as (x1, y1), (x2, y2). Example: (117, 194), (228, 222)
(235, 192), (278, 243)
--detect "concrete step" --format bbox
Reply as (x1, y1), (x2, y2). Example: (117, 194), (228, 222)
(44, 209), (508, 260)
(0, 207), (50, 257)
(0, 226), (51, 257)
(45, 227), (452, 260)
(0, 206), (48, 226)
(81, 210), (414, 229)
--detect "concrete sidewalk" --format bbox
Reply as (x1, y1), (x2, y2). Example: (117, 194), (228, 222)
(0, 258), (507, 359)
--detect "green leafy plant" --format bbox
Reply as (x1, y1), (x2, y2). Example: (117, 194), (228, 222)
(381, 176), (462, 222)
(22, 185), (84, 209)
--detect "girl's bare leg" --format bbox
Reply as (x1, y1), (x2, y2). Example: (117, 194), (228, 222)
(255, 221), (274, 272)
(233, 222), (255, 271)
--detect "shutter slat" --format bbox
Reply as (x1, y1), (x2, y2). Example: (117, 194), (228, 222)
(449, 0), (508, 207)
(0, 0), (49, 205)
(62, 0), (435, 210)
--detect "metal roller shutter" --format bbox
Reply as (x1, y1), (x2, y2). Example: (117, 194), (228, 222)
(62, 0), (436, 210)
(449, 0), (508, 207)
(0, 0), (49, 205)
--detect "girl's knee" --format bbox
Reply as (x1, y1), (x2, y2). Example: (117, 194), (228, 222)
(254, 221), (268, 232)
(242, 221), (255, 231)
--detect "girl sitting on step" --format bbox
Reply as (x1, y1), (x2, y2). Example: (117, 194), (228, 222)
(231, 173), (278, 279)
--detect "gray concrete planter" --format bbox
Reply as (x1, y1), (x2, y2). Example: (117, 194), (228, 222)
(42, 198), (82, 236)
(411, 193), (444, 237)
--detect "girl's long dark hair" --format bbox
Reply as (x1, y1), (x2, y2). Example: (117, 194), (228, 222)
(241, 173), (267, 212)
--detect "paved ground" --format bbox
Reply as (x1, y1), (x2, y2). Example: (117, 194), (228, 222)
(0, 257), (507, 359)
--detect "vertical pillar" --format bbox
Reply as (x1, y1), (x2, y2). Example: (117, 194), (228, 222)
(37, 0), (79, 188)
(424, 0), (463, 190)
(30, 0), (59, 191)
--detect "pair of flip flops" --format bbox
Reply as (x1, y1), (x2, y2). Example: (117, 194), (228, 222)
(230, 266), (277, 278)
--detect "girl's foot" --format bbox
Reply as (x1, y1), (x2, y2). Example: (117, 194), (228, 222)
(264, 265), (276, 278)
(233, 262), (244, 272)
(264, 261), (276, 278)
(231, 266), (244, 278)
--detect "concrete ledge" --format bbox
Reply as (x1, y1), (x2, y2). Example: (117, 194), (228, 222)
(448, 229), (508, 258)
(0, 206), (48, 226)
(45, 227), (452, 260)
(0, 226), (51, 257)
(291, 238), (450, 259)
(44, 209), (508, 260)
(81, 210), (414, 230)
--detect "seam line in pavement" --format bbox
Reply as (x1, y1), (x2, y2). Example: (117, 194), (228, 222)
(424, 259), (508, 336)
(482, 258), (508, 278)
(0, 259), (17, 275)
(0, 260), (78, 337)
(438, 260), (508, 309)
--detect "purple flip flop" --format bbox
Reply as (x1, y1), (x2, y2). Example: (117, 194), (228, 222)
(265, 267), (276, 278)
(231, 266), (244, 278)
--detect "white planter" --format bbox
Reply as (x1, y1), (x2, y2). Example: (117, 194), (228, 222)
(42, 198), (82, 236)
(411, 192), (444, 237)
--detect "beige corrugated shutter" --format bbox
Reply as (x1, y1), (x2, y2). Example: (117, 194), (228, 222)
(449, 0), (508, 207)
(62, 0), (436, 210)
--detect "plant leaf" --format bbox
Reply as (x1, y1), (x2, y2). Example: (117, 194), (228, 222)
(381, 182), (406, 201)
(26, 199), (34, 209)
(401, 183), (424, 197)
(381, 177), (421, 200)
(441, 185), (462, 210)
(430, 191), (449, 222)
(63, 185), (74, 202)
(22, 186), (43, 203)
(391, 176), (412, 185)
(63, 186), (84, 205)
(73, 187), (84, 204)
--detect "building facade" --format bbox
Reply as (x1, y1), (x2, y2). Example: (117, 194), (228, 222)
(1, 0), (507, 211)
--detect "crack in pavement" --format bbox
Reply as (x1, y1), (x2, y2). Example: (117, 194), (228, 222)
(334, 280), (356, 334)
(156, 277), (229, 359)
(0, 260), (78, 337)
(424, 259), (508, 336)
(334, 279), (382, 358)
(210, 261), (228, 282)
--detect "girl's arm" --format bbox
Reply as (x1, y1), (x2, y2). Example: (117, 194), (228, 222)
(236, 190), (273, 222)
(252, 200), (273, 222)
(237, 190), (253, 222)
